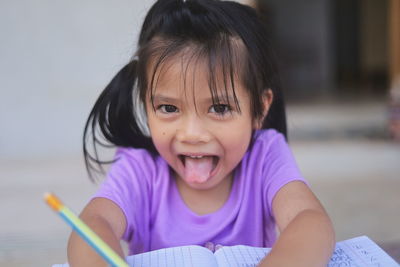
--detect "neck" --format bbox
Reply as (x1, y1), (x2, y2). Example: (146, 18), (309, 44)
(175, 173), (234, 216)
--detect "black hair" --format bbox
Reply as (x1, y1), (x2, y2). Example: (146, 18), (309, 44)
(83, 0), (287, 181)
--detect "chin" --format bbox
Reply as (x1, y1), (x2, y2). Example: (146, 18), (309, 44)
(186, 181), (216, 190)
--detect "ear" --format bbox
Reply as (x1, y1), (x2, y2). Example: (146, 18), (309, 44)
(253, 89), (273, 130)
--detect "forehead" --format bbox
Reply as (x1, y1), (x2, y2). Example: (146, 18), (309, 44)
(147, 49), (248, 103)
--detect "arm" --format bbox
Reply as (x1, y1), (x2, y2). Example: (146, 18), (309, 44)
(259, 181), (335, 267)
(67, 197), (127, 267)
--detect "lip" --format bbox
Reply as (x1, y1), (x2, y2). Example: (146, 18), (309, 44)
(179, 152), (218, 157)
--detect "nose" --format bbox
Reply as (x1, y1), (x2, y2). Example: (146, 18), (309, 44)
(175, 115), (211, 144)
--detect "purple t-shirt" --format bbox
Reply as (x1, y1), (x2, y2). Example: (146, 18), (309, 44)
(93, 129), (307, 255)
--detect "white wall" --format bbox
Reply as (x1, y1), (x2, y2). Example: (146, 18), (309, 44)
(0, 0), (155, 159)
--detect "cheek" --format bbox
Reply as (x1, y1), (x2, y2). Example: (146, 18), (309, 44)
(148, 119), (175, 157)
(221, 133), (251, 173)
(149, 127), (168, 148)
(151, 132), (173, 163)
(147, 116), (163, 145)
(219, 121), (252, 152)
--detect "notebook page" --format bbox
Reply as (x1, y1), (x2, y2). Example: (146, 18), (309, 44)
(214, 245), (271, 267)
(126, 245), (217, 267)
(52, 236), (398, 267)
(328, 236), (399, 267)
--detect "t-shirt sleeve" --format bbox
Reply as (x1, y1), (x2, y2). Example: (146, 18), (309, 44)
(260, 131), (308, 217)
(91, 148), (154, 242)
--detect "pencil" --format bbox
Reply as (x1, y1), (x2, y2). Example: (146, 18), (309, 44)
(44, 192), (129, 267)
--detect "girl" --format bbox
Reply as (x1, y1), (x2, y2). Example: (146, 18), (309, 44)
(68, 0), (335, 266)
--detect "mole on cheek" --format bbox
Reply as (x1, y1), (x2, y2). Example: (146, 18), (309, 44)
(162, 132), (166, 135)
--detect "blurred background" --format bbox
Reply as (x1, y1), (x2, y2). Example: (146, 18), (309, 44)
(0, 0), (399, 266)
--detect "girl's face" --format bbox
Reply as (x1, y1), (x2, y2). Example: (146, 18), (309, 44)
(146, 58), (263, 191)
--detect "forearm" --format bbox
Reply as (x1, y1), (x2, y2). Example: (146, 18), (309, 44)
(259, 209), (335, 267)
(67, 214), (125, 267)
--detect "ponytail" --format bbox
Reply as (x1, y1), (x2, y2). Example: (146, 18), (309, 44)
(83, 60), (156, 181)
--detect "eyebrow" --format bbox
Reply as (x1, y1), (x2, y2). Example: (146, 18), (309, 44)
(152, 94), (239, 105)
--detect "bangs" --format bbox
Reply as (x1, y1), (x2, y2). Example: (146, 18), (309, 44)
(138, 35), (247, 113)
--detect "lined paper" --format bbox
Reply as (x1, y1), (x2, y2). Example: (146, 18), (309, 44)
(126, 245), (216, 267)
(53, 236), (398, 267)
(214, 236), (398, 267)
(215, 245), (271, 267)
(328, 236), (399, 267)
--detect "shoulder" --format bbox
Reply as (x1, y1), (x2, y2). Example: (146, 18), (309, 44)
(249, 131), (307, 217)
(250, 129), (288, 154)
(253, 128), (285, 142)
(245, 129), (302, 184)
(113, 147), (161, 171)
(106, 147), (166, 186)
(94, 148), (165, 244)
(96, 147), (167, 206)
(240, 129), (291, 176)
(115, 147), (158, 162)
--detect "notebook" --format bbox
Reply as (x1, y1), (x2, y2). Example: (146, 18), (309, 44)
(53, 236), (399, 267)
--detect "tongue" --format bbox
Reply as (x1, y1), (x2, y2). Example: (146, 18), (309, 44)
(184, 156), (214, 183)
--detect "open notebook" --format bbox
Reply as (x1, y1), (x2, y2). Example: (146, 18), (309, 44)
(53, 236), (399, 267)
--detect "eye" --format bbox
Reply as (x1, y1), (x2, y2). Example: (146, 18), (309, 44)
(209, 104), (232, 115)
(157, 104), (179, 113)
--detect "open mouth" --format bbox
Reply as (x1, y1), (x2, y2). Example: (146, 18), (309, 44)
(179, 155), (219, 169)
(178, 154), (219, 183)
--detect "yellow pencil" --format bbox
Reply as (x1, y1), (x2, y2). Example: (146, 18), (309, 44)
(44, 193), (129, 267)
